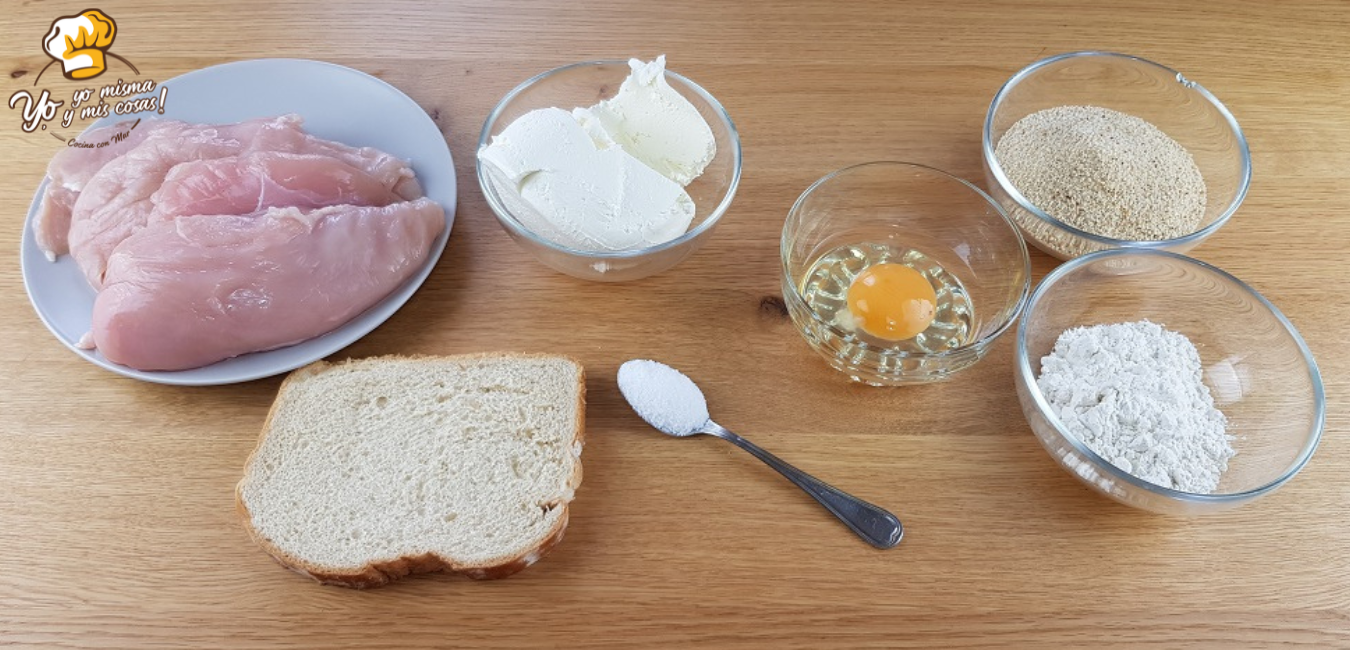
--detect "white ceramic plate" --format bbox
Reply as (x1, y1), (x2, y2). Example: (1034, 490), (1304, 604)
(20, 59), (456, 385)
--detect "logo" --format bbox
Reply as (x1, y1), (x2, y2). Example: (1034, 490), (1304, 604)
(10, 8), (165, 143)
(40, 9), (137, 82)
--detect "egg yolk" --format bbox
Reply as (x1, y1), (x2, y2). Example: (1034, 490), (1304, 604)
(846, 263), (938, 341)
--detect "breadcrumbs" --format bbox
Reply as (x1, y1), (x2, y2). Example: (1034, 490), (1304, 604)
(995, 105), (1207, 241)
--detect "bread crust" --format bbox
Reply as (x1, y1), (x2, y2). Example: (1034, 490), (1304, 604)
(236, 352), (586, 588)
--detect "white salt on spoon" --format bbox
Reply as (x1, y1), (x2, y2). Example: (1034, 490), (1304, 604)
(616, 359), (904, 549)
(616, 359), (709, 436)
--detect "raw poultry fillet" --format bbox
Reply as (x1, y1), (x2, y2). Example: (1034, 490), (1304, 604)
(148, 152), (402, 222)
(92, 199), (445, 371)
(64, 114), (422, 288)
(32, 114), (445, 372)
(34, 118), (177, 259)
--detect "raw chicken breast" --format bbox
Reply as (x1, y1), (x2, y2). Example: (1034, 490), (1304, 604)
(67, 116), (305, 287)
(48, 120), (172, 188)
(297, 134), (423, 201)
(92, 198), (445, 371)
(34, 118), (182, 259)
(68, 114), (421, 288)
(33, 185), (79, 260)
(148, 152), (400, 222)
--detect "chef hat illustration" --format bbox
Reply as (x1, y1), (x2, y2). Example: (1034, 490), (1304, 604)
(43, 10), (117, 80)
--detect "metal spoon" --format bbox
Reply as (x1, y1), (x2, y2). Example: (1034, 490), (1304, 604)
(616, 359), (903, 549)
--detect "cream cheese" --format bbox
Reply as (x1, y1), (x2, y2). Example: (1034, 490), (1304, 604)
(581, 56), (716, 186)
(478, 56), (715, 253)
(479, 107), (695, 252)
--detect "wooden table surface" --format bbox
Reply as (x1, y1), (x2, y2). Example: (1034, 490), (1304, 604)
(2, 1), (1347, 647)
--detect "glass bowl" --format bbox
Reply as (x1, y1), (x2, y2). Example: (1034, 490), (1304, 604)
(1015, 249), (1324, 514)
(982, 51), (1252, 260)
(476, 60), (741, 282)
(781, 162), (1031, 385)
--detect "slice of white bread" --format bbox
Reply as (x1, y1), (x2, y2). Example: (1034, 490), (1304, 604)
(236, 353), (584, 588)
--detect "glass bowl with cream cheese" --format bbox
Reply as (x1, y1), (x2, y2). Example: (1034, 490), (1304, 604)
(477, 57), (741, 282)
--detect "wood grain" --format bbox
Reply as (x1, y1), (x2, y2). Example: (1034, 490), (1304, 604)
(2, 1), (1348, 647)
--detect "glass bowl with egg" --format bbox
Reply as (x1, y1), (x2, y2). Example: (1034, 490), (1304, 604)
(1015, 249), (1324, 514)
(477, 57), (741, 282)
(982, 51), (1252, 260)
(781, 162), (1031, 385)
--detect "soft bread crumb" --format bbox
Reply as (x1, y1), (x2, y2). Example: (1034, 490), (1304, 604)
(237, 353), (584, 587)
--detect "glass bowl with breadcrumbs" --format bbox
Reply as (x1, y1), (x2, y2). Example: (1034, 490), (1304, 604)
(982, 51), (1251, 260)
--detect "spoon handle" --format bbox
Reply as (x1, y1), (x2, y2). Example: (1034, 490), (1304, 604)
(703, 423), (903, 549)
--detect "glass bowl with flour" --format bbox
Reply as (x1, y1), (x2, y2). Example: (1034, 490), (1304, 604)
(1014, 249), (1324, 515)
(982, 51), (1252, 260)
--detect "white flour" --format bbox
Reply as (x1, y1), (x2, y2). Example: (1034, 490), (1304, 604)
(1037, 320), (1235, 493)
(617, 360), (710, 435)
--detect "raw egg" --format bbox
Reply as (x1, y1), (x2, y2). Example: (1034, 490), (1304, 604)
(846, 263), (938, 341)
